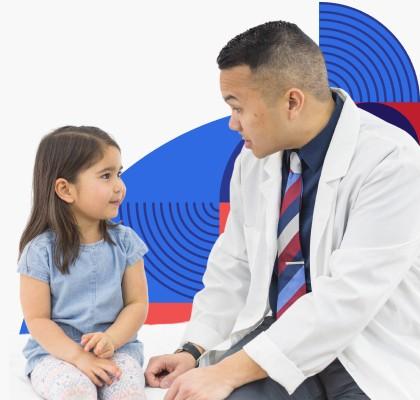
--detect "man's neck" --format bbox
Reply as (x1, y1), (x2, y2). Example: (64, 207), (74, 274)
(297, 95), (336, 149)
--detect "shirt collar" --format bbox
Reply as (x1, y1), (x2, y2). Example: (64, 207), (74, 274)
(296, 91), (344, 172)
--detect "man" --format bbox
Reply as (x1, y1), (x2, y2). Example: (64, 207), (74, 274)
(145, 21), (420, 399)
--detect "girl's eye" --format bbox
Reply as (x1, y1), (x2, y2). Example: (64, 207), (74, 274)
(101, 173), (111, 179)
(117, 171), (122, 178)
(232, 107), (242, 114)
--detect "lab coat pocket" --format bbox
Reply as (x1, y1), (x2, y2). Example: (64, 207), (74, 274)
(244, 225), (260, 269)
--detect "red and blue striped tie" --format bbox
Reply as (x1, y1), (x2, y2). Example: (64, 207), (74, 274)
(275, 151), (307, 319)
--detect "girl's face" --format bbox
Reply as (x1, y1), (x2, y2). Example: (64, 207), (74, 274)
(70, 145), (126, 226)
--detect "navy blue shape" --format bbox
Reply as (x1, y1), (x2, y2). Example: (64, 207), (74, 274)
(220, 141), (244, 202)
(320, 2), (420, 102)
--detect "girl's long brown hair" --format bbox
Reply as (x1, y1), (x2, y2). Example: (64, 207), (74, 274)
(19, 126), (121, 274)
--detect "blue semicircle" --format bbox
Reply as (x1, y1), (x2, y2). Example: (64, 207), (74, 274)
(320, 2), (420, 102)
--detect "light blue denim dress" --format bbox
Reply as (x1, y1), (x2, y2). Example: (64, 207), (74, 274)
(17, 224), (148, 376)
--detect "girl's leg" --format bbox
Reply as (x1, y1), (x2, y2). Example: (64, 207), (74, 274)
(99, 352), (146, 400)
(30, 355), (97, 400)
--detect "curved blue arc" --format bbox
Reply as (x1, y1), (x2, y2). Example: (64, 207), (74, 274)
(159, 203), (209, 264)
(175, 203), (217, 245)
(192, 202), (219, 229)
(323, 10), (412, 100)
(322, 40), (380, 100)
(201, 203), (219, 221)
(144, 259), (196, 300)
(134, 210), (199, 299)
(150, 203), (205, 275)
(320, 2), (420, 101)
(324, 59), (363, 100)
(323, 50), (373, 101)
(321, 33), (385, 99)
(323, 28), (393, 101)
(320, 20), (396, 100)
(138, 203), (204, 288)
(169, 203), (214, 250)
(125, 202), (135, 231)
(133, 211), (195, 298)
(184, 203), (219, 238)
(209, 202), (219, 213)
(329, 77), (340, 89)
(321, 14), (404, 100)
(328, 71), (351, 92)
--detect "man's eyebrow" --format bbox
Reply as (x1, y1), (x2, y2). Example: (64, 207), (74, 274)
(223, 95), (239, 102)
(97, 165), (123, 174)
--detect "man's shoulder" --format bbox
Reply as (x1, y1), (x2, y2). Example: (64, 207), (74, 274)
(358, 108), (419, 152)
(350, 109), (420, 178)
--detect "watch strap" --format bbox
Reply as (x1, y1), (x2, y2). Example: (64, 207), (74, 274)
(175, 342), (202, 364)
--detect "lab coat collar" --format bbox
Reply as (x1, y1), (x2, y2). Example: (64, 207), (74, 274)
(321, 88), (361, 183)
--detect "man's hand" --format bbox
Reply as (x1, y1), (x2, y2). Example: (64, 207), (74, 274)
(162, 350), (268, 400)
(163, 365), (235, 400)
(81, 332), (115, 359)
(145, 352), (197, 388)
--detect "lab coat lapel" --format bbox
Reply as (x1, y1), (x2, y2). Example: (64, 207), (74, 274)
(310, 90), (361, 275)
(260, 151), (283, 269)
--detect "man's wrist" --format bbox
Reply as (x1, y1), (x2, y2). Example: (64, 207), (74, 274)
(175, 342), (204, 367)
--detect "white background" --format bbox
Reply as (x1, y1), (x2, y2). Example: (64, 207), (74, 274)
(1, 0), (418, 391)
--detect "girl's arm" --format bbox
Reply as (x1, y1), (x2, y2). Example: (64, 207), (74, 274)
(21, 275), (121, 385)
(105, 259), (148, 349)
(20, 275), (85, 364)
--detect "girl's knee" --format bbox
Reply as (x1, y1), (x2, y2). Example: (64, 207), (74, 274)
(31, 355), (97, 400)
(100, 353), (146, 400)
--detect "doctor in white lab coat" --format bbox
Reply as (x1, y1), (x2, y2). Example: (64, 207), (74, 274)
(145, 21), (420, 400)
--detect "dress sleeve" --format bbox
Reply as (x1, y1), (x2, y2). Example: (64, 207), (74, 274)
(17, 241), (50, 283)
(123, 226), (149, 267)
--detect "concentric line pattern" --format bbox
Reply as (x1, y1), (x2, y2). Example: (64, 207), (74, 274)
(120, 201), (220, 300)
(320, 2), (420, 102)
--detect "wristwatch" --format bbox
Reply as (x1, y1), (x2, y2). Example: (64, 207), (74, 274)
(175, 342), (202, 367)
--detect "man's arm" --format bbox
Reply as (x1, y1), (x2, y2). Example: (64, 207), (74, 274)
(181, 150), (251, 350)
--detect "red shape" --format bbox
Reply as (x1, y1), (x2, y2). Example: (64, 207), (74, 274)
(219, 202), (230, 234)
(145, 303), (192, 324)
(385, 102), (420, 142)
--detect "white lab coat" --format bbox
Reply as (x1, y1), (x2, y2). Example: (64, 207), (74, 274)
(181, 89), (420, 399)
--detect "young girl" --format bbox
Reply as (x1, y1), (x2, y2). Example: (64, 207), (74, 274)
(18, 126), (149, 399)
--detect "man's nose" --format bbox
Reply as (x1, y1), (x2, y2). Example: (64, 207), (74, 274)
(229, 114), (242, 132)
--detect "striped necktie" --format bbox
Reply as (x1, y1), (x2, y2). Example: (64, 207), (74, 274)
(275, 151), (307, 319)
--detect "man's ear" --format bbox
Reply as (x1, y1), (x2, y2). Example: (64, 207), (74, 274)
(286, 88), (305, 119)
(55, 178), (75, 204)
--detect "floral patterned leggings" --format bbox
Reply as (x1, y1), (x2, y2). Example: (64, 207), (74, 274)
(31, 352), (146, 399)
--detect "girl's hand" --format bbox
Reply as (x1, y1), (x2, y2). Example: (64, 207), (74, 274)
(81, 332), (115, 359)
(74, 351), (121, 387)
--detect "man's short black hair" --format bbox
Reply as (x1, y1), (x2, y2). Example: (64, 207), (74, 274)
(217, 21), (330, 101)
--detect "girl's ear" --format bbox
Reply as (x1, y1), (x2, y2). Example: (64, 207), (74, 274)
(55, 178), (75, 204)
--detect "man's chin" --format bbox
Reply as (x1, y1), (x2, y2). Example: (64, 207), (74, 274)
(250, 147), (274, 159)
